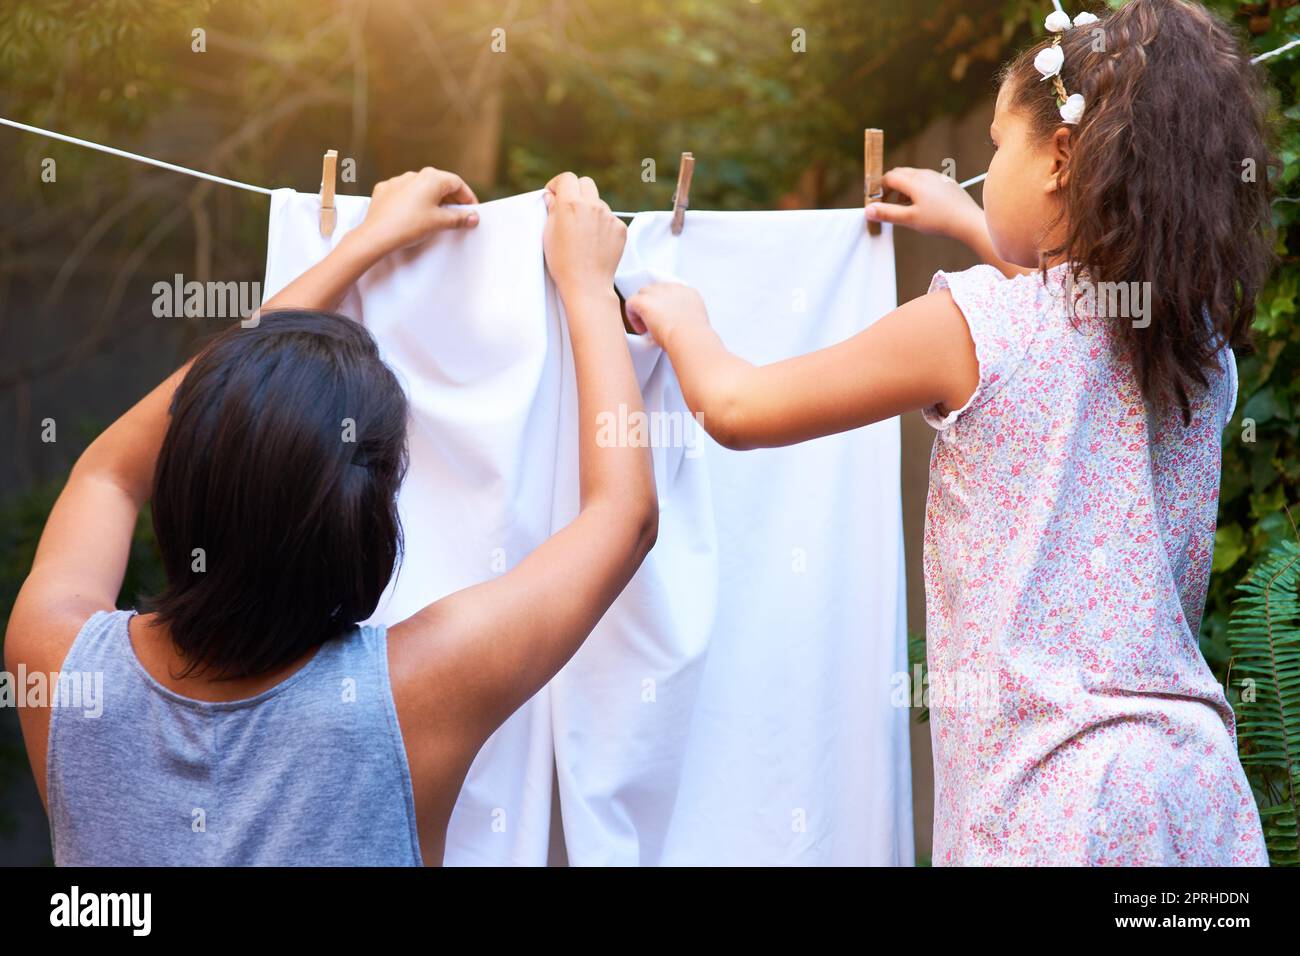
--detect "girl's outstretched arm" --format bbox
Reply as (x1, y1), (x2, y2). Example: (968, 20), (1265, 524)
(626, 281), (980, 450)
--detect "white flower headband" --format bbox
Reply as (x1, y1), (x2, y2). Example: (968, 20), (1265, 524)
(1034, 9), (1098, 124)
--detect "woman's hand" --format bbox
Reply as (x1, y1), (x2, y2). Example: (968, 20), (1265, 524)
(865, 166), (984, 243)
(625, 281), (711, 349)
(353, 167), (479, 259)
(261, 168), (477, 319)
(542, 172), (626, 300)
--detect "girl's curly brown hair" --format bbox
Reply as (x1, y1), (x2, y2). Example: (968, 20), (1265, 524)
(1000, 0), (1276, 422)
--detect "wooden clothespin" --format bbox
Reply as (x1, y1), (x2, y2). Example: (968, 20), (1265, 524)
(320, 149), (338, 238)
(864, 128), (883, 236)
(670, 152), (695, 236)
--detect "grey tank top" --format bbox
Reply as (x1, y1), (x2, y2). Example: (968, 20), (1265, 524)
(47, 609), (423, 866)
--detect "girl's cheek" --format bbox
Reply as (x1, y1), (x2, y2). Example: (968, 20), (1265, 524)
(982, 161), (1004, 230)
(981, 170), (1015, 259)
(983, 150), (1023, 236)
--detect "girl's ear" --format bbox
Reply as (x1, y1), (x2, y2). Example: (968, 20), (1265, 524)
(1045, 126), (1073, 193)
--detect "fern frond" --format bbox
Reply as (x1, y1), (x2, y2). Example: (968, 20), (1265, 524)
(1227, 537), (1300, 866)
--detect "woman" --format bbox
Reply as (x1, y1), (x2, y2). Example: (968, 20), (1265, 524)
(6, 167), (656, 865)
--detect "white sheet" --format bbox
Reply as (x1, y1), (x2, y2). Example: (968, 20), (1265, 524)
(583, 210), (912, 865)
(262, 190), (911, 866)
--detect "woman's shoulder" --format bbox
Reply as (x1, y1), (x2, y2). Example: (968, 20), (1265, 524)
(294, 621), (392, 679)
(18, 607), (129, 677)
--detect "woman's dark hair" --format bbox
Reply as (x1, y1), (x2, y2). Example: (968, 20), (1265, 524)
(1000, 0), (1276, 421)
(146, 309), (408, 679)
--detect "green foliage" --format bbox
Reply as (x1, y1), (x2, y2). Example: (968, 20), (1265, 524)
(1202, 1), (1300, 686)
(908, 631), (930, 724)
(0, 1), (212, 185)
(0, 0), (1043, 210)
(1226, 537), (1300, 865)
(1197, 6), (1300, 867)
(500, 0), (1046, 212)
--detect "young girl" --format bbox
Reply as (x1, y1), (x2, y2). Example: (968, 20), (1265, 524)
(5, 168), (655, 865)
(626, 0), (1273, 865)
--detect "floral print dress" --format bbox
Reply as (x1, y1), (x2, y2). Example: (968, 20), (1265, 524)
(921, 263), (1267, 866)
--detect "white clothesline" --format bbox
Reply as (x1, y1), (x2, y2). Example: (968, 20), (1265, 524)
(0, 116), (274, 196)
(1, 37), (1296, 210)
(1250, 34), (1300, 62)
